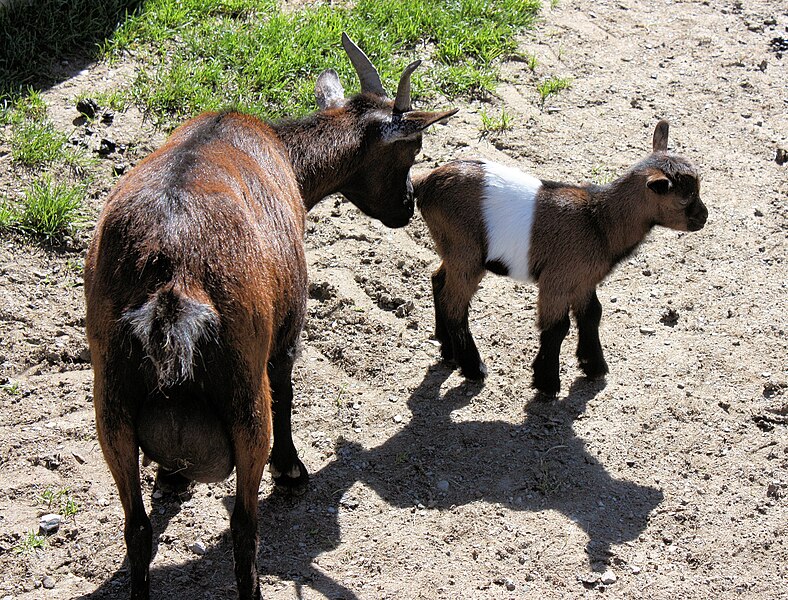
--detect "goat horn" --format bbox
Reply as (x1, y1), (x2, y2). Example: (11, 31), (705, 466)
(341, 32), (386, 97)
(393, 60), (421, 113)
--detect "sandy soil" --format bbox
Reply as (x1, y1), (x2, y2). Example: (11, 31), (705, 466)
(1, 0), (786, 598)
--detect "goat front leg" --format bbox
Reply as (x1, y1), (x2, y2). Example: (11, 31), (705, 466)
(436, 265), (486, 380)
(94, 377), (151, 599)
(531, 291), (571, 396)
(268, 346), (308, 490)
(573, 289), (608, 380)
(431, 264), (453, 361)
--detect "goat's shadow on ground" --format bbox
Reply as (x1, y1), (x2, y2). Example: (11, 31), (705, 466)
(79, 367), (663, 599)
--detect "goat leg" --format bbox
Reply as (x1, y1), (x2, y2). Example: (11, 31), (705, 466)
(230, 414), (269, 600)
(268, 349), (309, 490)
(531, 313), (570, 396)
(96, 404), (152, 599)
(431, 265), (454, 361)
(574, 289), (609, 380)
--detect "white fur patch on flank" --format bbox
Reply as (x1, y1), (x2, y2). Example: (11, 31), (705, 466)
(480, 161), (541, 282)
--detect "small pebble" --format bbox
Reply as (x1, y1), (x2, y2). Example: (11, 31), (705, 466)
(436, 480), (450, 492)
(639, 326), (656, 335)
(42, 576), (55, 589)
(39, 513), (62, 535)
(190, 541), (207, 555)
(393, 414), (403, 423)
(600, 569), (617, 584)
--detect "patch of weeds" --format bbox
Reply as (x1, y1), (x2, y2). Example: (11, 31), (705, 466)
(537, 75), (572, 104)
(13, 531), (47, 554)
(39, 486), (80, 518)
(0, 199), (14, 230)
(527, 53), (538, 72)
(1, 380), (21, 395)
(15, 176), (85, 240)
(94, 90), (129, 112)
(480, 104), (514, 134)
(65, 257), (85, 276)
(0, 0), (143, 96)
(10, 120), (68, 167)
(535, 460), (560, 495)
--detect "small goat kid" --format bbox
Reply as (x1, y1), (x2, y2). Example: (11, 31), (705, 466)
(84, 33), (456, 600)
(416, 121), (707, 396)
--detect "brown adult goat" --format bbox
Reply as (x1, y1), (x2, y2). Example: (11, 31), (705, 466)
(416, 121), (707, 397)
(84, 33), (457, 600)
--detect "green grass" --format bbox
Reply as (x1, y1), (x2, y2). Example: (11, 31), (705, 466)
(104, 0), (541, 124)
(13, 531), (47, 554)
(0, 200), (14, 230)
(10, 121), (69, 167)
(12, 177), (86, 240)
(537, 75), (571, 103)
(0, 0), (142, 95)
(480, 104), (514, 133)
(39, 486), (80, 518)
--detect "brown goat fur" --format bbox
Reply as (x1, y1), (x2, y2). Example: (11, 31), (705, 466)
(85, 34), (456, 600)
(415, 120), (708, 396)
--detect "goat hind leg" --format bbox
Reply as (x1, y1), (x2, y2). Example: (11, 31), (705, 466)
(95, 394), (152, 599)
(431, 264), (454, 361)
(230, 413), (269, 600)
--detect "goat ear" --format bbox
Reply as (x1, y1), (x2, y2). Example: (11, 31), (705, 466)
(385, 108), (459, 141)
(316, 69), (345, 110)
(652, 119), (669, 152)
(647, 173), (672, 194)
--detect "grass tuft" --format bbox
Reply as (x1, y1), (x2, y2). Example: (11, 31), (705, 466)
(14, 176), (85, 240)
(13, 531), (47, 555)
(537, 75), (571, 103)
(480, 104), (514, 134)
(11, 121), (68, 167)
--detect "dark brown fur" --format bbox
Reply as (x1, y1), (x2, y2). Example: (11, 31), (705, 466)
(415, 121), (708, 395)
(85, 41), (456, 600)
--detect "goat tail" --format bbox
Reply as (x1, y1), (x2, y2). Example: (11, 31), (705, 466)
(122, 284), (219, 388)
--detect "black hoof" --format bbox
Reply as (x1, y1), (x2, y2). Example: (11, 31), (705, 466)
(460, 359), (487, 381)
(579, 357), (609, 380)
(155, 466), (192, 494)
(531, 372), (560, 397)
(270, 459), (309, 495)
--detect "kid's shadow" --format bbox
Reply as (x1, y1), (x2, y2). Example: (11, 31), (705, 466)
(79, 367), (662, 599)
(258, 367), (662, 597)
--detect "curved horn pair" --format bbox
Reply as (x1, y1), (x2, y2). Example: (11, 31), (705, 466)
(341, 32), (419, 113)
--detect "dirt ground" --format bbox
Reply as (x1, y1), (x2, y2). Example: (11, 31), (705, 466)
(1, 0), (786, 598)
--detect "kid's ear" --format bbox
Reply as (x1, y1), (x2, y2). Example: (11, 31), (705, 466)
(652, 119), (669, 152)
(315, 69), (345, 109)
(647, 173), (672, 194)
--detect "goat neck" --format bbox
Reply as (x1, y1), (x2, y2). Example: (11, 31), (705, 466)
(272, 103), (370, 209)
(590, 171), (654, 264)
